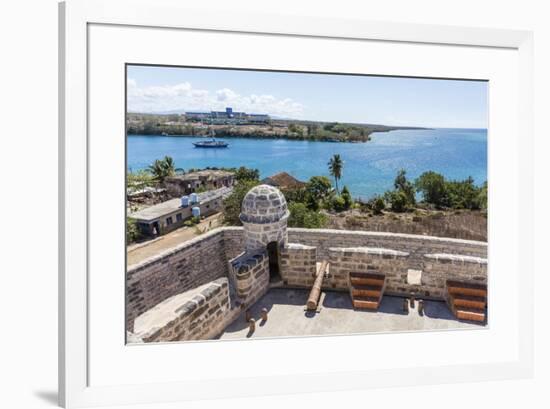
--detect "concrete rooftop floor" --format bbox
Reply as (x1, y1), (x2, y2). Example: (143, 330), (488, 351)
(218, 289), (483, 340)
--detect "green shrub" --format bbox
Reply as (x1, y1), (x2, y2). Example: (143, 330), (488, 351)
(371, 196), (385, 215)
(386, 190), (409, 213)
(183, 216), (201, 227)
(127, 169), (155, 193)
(126, 217), (142, 243)
(415, 171), (487, 210)
(477, 182), (488, 210)
(282, 187), (308, 205)
(305, 176), (332, 204)
(394, 169), (416, 206)
(341, 186), (353, 209)
(287, 202), (327, 228)
(330, 195), (347, 212)
(446, 177), (481, 210)
(222, 180), (260, 225)
(379, 169), (416, 213)
(233, 166), (260, 182)
(415, 171), (447, 207)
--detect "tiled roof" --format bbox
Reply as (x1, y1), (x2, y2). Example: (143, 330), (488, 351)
(262, 172), (306, 189)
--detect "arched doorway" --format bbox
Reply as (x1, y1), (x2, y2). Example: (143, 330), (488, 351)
(266, 241), (282, 282)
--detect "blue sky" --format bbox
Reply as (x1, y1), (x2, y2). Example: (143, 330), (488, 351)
(127, 65), (488, 128)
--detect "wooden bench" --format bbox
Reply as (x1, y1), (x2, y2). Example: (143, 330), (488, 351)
(349, 272), (385, 287)
(349, 272), (386, 311)
(446, 280), (487, 324)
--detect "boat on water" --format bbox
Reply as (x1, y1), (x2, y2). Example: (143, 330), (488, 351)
(192, 138), (229, 148)
(193, 123), (229, 148)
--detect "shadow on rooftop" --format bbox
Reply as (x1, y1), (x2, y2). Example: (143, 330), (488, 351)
(222, 288), (470, 336)
(223, 288), (309, 333)
(422, 299), (457, 320)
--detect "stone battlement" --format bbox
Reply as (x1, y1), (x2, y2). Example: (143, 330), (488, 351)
(127, 225), (488, 342)
(329, 247), (410, 258)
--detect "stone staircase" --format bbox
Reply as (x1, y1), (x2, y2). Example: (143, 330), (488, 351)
(446, 280), (487, 323)
(349, 272), (386, 310)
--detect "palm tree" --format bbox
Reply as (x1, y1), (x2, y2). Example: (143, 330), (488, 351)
(328, 154), (344, 194)
(161, 156), (176, 176)
(147, 156), (176, 183)
(147, 159), (166, 183)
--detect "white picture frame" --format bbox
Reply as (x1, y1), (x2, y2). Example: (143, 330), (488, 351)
(59, 0), (534, 407)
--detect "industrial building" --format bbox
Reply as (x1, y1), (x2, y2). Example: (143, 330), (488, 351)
(185, 107), (270, 124)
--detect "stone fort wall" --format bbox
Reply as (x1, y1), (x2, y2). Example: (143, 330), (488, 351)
(287, 228), (487, 261)
(280, 243), (317, 287)
(229, 250), (270, 309)
(134, 278), (232, 342)
(127, 227), (487, 339)
(126, 229), (230, 331)
(221, 227), (487, 297)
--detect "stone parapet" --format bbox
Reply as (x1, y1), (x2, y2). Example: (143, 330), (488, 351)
(287, 228), (487, 262)
(424, 253), (488, 265)
(217, 227), (487, 298)
(328, 247), (410, 258)
(133, 278), (230, 342)
(423, 253), (488, 299)
(280, 243), (317, 287)
(126, 226), (489, 339)
(126, 228), (230, 331)
(229, 250), (269, 308)
(329, 246), (410, 291)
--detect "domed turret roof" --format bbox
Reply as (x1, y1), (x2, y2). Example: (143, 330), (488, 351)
(239, 184), (289, 224)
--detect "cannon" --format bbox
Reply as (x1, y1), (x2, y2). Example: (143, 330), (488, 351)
(306, 260), (329, 311)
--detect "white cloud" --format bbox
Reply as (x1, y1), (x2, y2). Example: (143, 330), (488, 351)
(216, 88), (239, 102)
(127, 79), (305, 117)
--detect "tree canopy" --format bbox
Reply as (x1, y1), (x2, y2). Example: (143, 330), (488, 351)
(341, 186), (353, 210)
(233, 166), (260, 182)
(382, 169), (416, 212)
(287, 202), (327, 228)
(222, 179), (260, 225)
(306, 176), (333, 203)
(415, 171), (447, 208)
(415, 171), (486, 210)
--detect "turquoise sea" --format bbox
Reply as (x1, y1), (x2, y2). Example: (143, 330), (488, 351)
(127, 128), (487, 199)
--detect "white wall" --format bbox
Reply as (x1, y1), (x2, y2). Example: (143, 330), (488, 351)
(0, 0), (548, 408)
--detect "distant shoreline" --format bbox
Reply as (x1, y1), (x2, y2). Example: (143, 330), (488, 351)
(126, 129), (429, 143)
(125, 129), (425, 143)
(126, 112), (431, 143)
